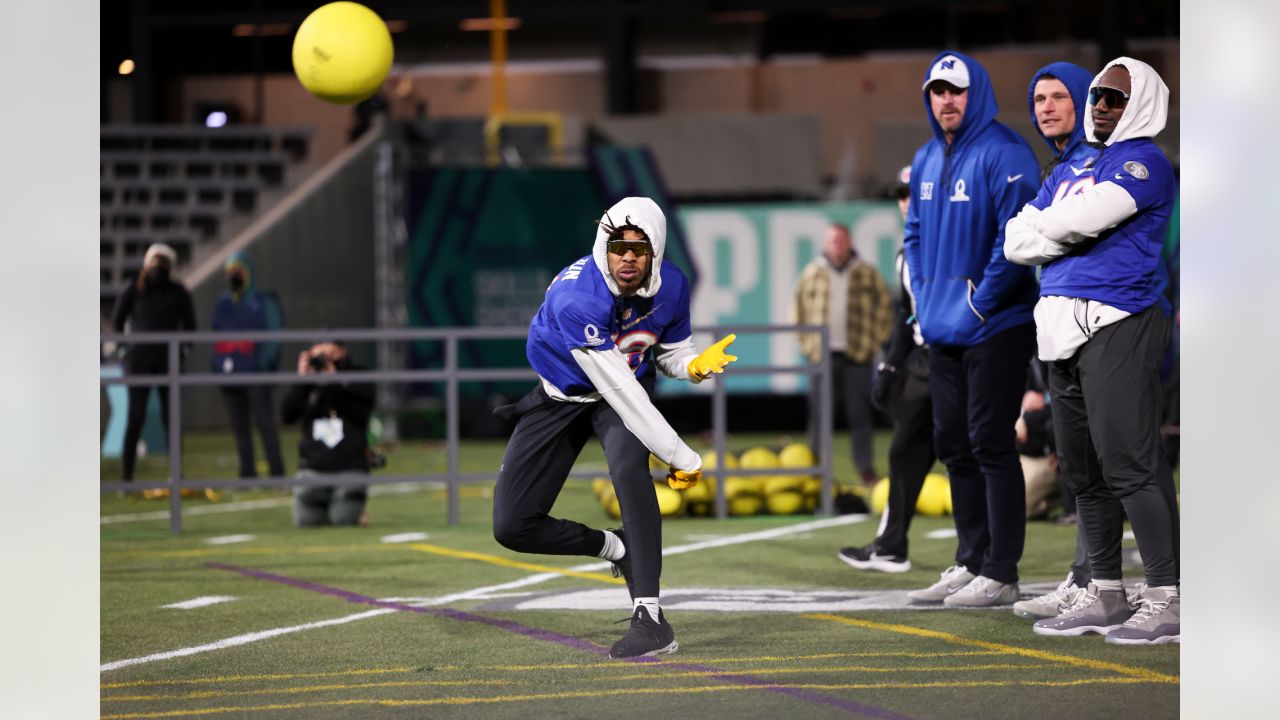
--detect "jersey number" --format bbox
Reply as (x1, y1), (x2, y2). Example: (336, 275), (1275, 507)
(614, 331), (657, 372)
(1052, 176), (1096, 204)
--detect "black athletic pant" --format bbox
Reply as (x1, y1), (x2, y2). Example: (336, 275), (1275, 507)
(1049, 304), (1179, 587)
(123, 384), (169, 481)
(808, 353), (876, 477)
(875, 347), (935, 558)
(221, 386), (285, 478)
(492, 383), (662, 598)
(122, 353), (173, 482)
(929, 322), (1035, 585)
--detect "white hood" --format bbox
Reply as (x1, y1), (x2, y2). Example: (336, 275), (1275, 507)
(592, 197), (667, 299)
(1084, 56), (1169, 146)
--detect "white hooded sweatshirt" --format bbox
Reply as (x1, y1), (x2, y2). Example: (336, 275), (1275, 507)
(554, 197), (704, 472)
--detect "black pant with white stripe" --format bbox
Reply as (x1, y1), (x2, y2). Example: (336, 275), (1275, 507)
(492, 380), (662, 598)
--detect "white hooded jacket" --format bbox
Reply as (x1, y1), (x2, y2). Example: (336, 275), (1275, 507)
(552, 197), (704, 472)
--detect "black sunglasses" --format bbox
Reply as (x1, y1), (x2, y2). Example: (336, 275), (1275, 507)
(1088, 86), (1130, 108)
(606, 239), (652, 256)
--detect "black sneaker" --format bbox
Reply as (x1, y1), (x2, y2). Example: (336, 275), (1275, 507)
(609, 605), (678, 659)
(608, 527), (635, 599)
(837, 545), (911, 573)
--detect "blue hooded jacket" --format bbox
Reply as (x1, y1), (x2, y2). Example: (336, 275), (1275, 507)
(903, 51), (1041, 347)
(1027, 61), (1095, 166)
(210, 252), (284, 373)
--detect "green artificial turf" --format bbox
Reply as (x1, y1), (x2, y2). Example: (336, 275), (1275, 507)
(100, 430), (1178, 719)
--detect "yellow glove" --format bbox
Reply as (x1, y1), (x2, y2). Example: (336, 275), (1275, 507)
(667, 468), (701, 490)
(688, 333), (738, 381)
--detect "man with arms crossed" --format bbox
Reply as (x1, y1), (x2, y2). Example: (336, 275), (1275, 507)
(1005, 58), (1180, 644)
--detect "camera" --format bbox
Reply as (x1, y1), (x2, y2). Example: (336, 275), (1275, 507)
(308, 353), (329, 371)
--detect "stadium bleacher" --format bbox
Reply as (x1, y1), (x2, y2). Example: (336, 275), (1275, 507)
(98, 125), (314, 316)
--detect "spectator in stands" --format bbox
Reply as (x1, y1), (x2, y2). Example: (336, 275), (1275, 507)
(281, 341), (376, 527)
(792, 222), (894, 486)
(1005, 57), (1180, 644)
(110, 243), (197, 483)
(211, 253), (286, 479)
(902, 51), (1041, 609)
(838, 166), (935, 573)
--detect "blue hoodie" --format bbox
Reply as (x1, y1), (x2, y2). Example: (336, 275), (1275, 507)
(903, 51), (1041, 347)
(1026, 62), (1095, 166)
(210, 252), (284, 373)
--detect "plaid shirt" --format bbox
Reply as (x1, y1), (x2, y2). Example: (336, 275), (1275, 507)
(791, 257), (894, 364)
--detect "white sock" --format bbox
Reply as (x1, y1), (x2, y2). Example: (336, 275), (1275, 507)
(1093, 578), (1123, 591)
(634, 597), (660, 618)
(598, 530), (624, 561)
(1152, 585), (1178, 596)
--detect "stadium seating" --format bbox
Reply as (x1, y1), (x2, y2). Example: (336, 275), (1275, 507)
(99, 125), (314, 316)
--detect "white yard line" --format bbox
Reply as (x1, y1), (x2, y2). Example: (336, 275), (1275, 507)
(100, 609), (394, 671)
(162, 596), (239, 610)
(205, 534), (255, 545)
(100, 513), (867, 672)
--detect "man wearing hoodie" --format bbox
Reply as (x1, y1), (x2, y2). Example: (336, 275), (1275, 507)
(210, 253), (286, 479)
(902, 52), (1042, 608)
(1005, 58), (1180, 645)
(492, 197), (737, 659)
(1009, 62), (1099, 621)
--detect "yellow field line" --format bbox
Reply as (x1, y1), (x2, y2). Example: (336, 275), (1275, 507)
(105, 663), (1050, 701)
(110, 545), (399, 559)
(112, 541), (623, 589)
(102, 668), (417, 689)
(102, 651), (1007, 689)
(100, 677), (1162, 719)
(406, 543), (623, 585)
(103, 678), (521, 702)
(804, 614), (1179, 684)
(613, 663), (1055, 680)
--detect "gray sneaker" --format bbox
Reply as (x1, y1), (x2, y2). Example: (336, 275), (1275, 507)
(1013, 572), (1086, 620)
(944, 575), (1020, 607)
(1105, 587), (1180, 645)
(1033, 582), (1133, 636)
(907, 565), (975, 603)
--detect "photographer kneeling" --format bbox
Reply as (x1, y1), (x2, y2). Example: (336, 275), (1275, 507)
(282, 342), (376, 527)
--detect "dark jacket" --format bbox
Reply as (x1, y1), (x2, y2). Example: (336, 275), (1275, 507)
(111, 276), (197, 372)
(210, 253), (284, 373)
(281, 359), (376, 472)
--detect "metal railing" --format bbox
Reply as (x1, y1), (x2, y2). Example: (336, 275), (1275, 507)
(100, 325), (832, 533)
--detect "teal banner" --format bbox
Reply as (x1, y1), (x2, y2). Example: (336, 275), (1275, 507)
(666, 201), (903, 395)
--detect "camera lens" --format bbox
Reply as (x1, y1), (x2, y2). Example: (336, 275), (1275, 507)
(309, 354), (327, 370)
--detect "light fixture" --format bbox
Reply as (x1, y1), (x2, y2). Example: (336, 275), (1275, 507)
(459, 17), (521, 31)
(118, 59), (135, 75)
(204, 111), (228, 129)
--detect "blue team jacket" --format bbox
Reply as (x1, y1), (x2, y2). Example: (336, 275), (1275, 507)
(904, 50), (1041, 347)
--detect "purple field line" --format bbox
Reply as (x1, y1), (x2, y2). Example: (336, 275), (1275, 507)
(206, 561), (924, 720)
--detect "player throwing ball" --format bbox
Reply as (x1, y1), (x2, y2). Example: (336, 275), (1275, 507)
(492, 196), (736, 659)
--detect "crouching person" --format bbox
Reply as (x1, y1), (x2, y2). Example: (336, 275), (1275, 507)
(282, 341), (375, 527)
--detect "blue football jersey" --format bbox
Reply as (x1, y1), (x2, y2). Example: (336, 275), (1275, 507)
(1031, 138), (1175, 314)
(526, 255), (693, 396)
